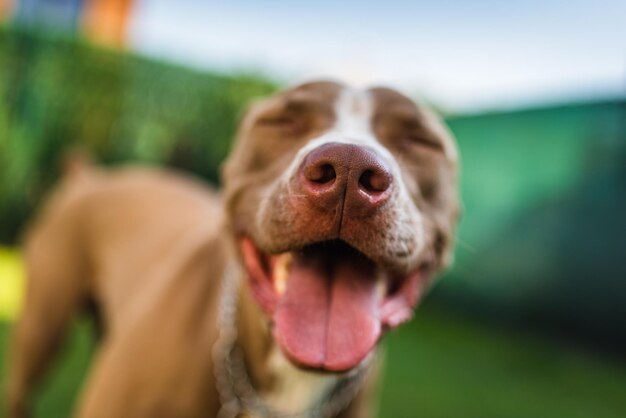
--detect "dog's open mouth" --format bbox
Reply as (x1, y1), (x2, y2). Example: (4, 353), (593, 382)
(240, 237), (431, 372)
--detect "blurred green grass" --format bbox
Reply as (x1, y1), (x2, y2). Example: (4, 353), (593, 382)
(2, 305), (625, 418)
(0, 320), (94, 418)
(380, 307), (626, 418)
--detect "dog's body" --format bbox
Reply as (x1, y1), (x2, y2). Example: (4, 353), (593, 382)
(7, 81), (459, 418)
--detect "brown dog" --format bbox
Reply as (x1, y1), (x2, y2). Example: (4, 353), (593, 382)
(7, 81), (459, 418)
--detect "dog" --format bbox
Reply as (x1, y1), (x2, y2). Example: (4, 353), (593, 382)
(7, 80), (459, 418)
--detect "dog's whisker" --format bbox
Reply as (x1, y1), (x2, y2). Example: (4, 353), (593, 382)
(454, 236), (476, 253)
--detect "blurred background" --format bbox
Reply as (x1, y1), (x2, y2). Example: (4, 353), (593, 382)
(0, 0), (625, 417)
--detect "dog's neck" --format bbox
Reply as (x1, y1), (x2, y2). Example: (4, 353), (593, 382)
(235, 279), (339, 414)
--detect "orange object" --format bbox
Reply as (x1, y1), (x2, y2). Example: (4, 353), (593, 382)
(82, 0), (133, 48)
(0, 0), (15, 21)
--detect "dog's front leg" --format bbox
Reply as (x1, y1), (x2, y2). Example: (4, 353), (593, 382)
(6, 212), (88, 418)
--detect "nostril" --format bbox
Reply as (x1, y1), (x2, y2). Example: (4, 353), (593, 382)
(359, 169), (391, 193)
(305, 163), (336, 184)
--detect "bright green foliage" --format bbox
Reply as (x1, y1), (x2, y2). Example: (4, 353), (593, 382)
(0, 27), (277, 243)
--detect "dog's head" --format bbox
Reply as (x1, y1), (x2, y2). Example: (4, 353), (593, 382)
(223, 81), (459, 372)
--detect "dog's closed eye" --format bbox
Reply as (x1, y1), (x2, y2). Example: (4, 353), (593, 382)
(258, 115), (296, 126)
(397, 119), (445, 152)
(404, 134), (444, 152)
(257, 114), (309, 136)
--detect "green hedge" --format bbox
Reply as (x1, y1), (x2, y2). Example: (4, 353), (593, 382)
(0, 27), (277, 243)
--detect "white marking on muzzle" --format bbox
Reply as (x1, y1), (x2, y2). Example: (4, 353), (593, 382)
(276, 86), (425, 267)
(285, 88), (397, 181)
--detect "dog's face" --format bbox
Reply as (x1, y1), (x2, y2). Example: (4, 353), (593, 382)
(223, 81), (459, 372)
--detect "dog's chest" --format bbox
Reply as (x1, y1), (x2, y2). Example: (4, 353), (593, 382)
(260, 347), (339, 414)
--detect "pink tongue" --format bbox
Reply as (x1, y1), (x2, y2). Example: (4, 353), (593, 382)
(273, 259), (381, 371)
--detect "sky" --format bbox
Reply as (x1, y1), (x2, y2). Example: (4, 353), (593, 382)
(128, 0), (626, 112)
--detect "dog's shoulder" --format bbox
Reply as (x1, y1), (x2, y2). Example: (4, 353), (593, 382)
(30, 165), (220, 233)
(26, 165), (225, 273)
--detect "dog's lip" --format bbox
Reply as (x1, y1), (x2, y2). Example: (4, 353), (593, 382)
(241, 236), (397, 301)
(239, 235), (433, 371)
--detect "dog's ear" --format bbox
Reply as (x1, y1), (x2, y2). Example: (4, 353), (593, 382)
(423, 186), (460, 273)
(417, 106), (461, 271)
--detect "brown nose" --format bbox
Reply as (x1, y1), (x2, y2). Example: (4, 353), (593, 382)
(298, 142), (393, 214)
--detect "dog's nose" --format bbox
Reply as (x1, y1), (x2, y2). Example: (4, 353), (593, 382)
(298, 142), (393, 213)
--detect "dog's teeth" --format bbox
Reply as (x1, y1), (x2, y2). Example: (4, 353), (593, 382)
(273, 253), (292, 295)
